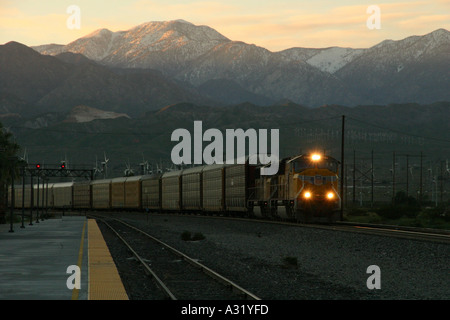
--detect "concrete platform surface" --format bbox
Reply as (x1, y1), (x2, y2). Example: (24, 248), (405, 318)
(0, 217), (88, 300)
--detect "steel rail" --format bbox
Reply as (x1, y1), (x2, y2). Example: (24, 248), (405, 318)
(98, 217), (178, 300)
(336, 224), (450, 244)
(109, 217), (261, 300)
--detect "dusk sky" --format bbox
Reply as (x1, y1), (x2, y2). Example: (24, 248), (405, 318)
(1, 0), (449, 51)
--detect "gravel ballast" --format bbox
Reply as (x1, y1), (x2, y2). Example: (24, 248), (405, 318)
(98, 212), (450, 300)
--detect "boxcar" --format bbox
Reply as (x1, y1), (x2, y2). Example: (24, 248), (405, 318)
(111, 177), (127, 209)
(161, 170), (183, 211)
(181, 166), (203, 211)
(18, 185), (33, 209)
(32, 182), (51, 208)
(12, 185), (26, 209)
(202, 164), (224, 212)
(124, 176), (142, 209)
(91, 179), (111, 209)
(73, 180), (91, 209)
(141, 174), (162, 211)
(10, 183), (52, 209)
(9, 185), (23, 209)
(225, 161), (257, 213)
(52, 182), (74, 208)
(47, 183), (55, 208)
(10, 185), (18, 208)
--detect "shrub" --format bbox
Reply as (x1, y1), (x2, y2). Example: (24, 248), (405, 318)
(366, 211), (383, 223)
(347, 207), (367, 216)
(421, 205), (450, 221)
(376, 205), (403, 219)
(181, 231), (192, 241)
(192, 232), (206, 241)
(282, 256), (298, 268)
(181, 231), (206, 241)
(376, 191), (422, 220)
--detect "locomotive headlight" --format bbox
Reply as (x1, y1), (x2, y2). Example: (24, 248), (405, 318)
(311, 154), (321, 161)
(304, 191), (312, 199)
(327, 192), (334, 200)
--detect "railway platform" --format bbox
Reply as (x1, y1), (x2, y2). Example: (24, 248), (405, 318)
(0, 216), (128, 300)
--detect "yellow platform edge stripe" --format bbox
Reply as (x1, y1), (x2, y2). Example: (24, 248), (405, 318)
(71, 220), (86, 300)
(87, 219), (129, 300)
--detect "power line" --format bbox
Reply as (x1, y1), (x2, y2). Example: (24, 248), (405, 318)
(346, 116), (450, 144)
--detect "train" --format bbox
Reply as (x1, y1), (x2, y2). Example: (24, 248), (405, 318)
(9, 153), (341, 223)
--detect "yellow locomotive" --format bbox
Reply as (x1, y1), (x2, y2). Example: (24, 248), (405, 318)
(250, 153), (341, 223)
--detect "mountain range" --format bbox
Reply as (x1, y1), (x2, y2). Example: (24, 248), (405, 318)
(0, 20), (448, 120)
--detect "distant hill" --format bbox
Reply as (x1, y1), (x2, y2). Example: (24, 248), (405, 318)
(0, 41), (216, 118)
(64, 105), (130, 123)
(5, 101), (449, 179)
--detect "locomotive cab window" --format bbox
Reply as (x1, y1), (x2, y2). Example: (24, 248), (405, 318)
(292, 156), (338, 173)
(317, 159), (338, 172)
(293, 159), (309, 172)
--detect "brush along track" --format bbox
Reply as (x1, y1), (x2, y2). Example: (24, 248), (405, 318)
(93, 215), (260, 300)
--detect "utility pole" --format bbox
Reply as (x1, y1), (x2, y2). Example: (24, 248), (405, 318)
(440, 161), (444, 204)
(353, 149), (356, 204)
(9, 158), (15, 233)
(419, 151), (423, 205)
(29, 174), (33, 226)
(36, 176), (40, 224)
(340, 115), (345, 221)
(371, 150), (374, 207)
(406, 154), (409, 197)
(21, 165), (25, 228)
(392, 151), (396, 204)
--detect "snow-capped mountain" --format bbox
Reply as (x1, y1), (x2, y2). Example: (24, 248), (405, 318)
(177, 41), (274, 85)
(170, 40), (360, 106)
(35, 20), (230, 74)
(276, 47), (365, 74)
(33, 20), (368, 75)
(335, 28), (450, 104)
(30, 21), (450, 107)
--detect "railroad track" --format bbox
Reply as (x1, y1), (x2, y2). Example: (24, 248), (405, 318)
(127, 212), (450, 245)
(13, 209), (450, 245)
(332, 222), (450, 244)
(92, 215), (261, 300)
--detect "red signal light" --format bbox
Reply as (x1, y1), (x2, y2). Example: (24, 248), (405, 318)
(36, 164), (41, 169)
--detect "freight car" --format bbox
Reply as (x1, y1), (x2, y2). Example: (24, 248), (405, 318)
(202, 164), (225, 213)
(73, 180), (91, 209)
(52, 182), (73, 208)
(141, 174), (162, 210)
(9, 153), (340, 223)
(91, 179), (111, 209)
